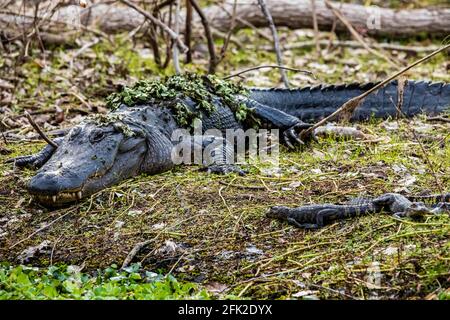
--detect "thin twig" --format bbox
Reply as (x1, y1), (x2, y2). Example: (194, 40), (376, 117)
(324, 0), (398, 68)
(218, 0), (237, 62)
(256, 40), (441, 54)
(119, 0), (187, 52)
(216, 3), (272, 42)
(224, 65), (314, 80)
(300, 43), (450, 140)
(218, 180), (265, 190)
(257, 0), (289, 88)
(9, 208), (75, 249)
(310, 0), (321, 57)
(184, 0), (192, 63)
(189, 0), (217, 73)
(426, 116), (450, 123)
(393, 103), (444, 194)
(24, 111), (58, 148)
(172, 0), (181, 74)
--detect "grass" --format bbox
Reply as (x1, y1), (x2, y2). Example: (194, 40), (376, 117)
(1, 117), (448, 299)
(0, 16), (449, 299)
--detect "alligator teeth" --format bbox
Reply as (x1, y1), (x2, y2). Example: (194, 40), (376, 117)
(52, 195), (57, 203)
(76, 191), (82, 200)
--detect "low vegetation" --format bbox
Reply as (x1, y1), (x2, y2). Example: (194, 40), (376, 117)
(0, 1), (448, 299)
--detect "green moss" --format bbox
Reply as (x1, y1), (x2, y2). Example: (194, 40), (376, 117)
(105, 73), (250, 127)
(86, 114), (135, 137)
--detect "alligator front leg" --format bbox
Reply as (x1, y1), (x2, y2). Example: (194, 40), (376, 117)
(6, 137), (64, 169)
(286, 217), (319, 229)
(202, 135), (246, 175)
(392, 211), (407, 219)
(173, 134), (246, 175)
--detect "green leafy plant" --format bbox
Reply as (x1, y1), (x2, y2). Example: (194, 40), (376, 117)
(0, 263), (210, 300)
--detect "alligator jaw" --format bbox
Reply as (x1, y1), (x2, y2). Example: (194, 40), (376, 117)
(32, 190), (83, 206)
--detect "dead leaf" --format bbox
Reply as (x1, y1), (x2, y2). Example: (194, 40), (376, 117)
(205, 282), (229, 294)
(17, 240), (51, 263)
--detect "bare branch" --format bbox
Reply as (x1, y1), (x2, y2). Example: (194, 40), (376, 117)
(24, 111), (58, 148)
(184, 0), (192, 63)
(257, 0), (289, 88)
(218, 0), (237, 62)
(224, 65), (314, 80)
(172, 0), (181, 74)
(189, 0), (217, 74)
(119, 0), (187, 52)
(324, 0), (399, 68)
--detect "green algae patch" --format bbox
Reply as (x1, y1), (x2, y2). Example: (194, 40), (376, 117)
(85, 114), (136, 137)
(105, 73), (250, 127)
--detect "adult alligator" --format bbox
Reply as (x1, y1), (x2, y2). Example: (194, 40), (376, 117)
(267, 193), (450, 229)
(9, 75), (450, 206)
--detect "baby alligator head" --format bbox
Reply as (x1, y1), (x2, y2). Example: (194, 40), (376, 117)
(266, 206), (291, 219)
(404, 202), (431, 220)
(28, 114), (166, 206)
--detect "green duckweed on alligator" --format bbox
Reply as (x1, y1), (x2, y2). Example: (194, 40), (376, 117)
(8, 74), (450, 206)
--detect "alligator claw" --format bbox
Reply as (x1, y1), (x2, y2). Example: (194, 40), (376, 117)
(282, 122), (313, 148)
(7, 155), (39, 168)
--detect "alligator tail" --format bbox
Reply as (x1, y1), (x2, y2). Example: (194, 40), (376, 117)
(249, 80), (450, 122)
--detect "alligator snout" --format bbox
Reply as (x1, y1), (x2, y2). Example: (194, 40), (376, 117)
(28, 170), (85, 204)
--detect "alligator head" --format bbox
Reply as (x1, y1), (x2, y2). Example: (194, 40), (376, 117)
(28, 109), (174, 206)
(404, 202), (431, 220)
(266, 206), (291, 219)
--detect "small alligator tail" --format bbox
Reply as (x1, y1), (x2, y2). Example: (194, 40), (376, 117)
(406, 193), (450, 204)
(249, 80), (450, 122)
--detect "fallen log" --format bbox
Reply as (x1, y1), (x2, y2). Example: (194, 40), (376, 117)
(1, 1), (449, 41)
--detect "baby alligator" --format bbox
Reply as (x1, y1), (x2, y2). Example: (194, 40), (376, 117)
(267, 193), (449, 229)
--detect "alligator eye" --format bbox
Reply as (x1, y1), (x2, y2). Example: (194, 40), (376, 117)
(89, 129), (106, 143)
(69, 127), (81, 140)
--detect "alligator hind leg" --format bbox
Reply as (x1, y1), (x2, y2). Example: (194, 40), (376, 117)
(6, 137), (63, 169)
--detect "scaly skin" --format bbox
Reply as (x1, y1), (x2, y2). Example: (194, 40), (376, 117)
(250, 80), (450, 122)
(267, 193), (450, 229)
(8, 79), (450, 206)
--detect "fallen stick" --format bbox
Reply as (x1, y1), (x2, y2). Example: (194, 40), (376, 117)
(324, 0), (398, 67)
(121, 240), (152, 269)
(300, 43), (450, 141)
(24, 111), (58, 148)
(223, 65), (314, 80)
(254, 40), (441, 54)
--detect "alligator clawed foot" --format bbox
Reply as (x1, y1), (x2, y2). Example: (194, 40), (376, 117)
(202, 164), (247, 176)
(6, 155), (36, 168)
(282, 122), (314, 149)
(392, 212), (406, 219)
